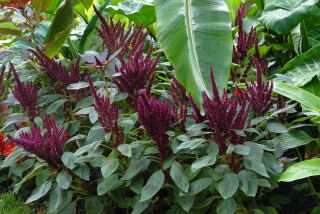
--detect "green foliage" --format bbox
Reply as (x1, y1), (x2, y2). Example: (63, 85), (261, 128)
(0, 192), (36, 214)
(155, 0), (233, 107)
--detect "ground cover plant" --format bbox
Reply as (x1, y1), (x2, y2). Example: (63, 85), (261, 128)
(1, 0), (320, 213)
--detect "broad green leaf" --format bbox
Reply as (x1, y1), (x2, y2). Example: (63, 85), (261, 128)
(140, 170), (165, 201)
(66, 81), (90, 90)
(277, 45), (320, 87)
(217, 198), (237, 214)
(280, 158), (320, 182)
(177, 194), (195, 212)
(97, 174), (121, 195)
(244, 157), (269, 178)
(31, 0), (52, 17)
(218, 173), (239, 199)
(101, 159), (119, 178)
(259, 0), (318, 34)
(10, 159), (35, 177)
(191, 155), (216, 172)
(132, 200), (150, 214)
(56, 170), (72, 189)
(238, 170), (258, 197)
(106, 0), (156, 25)
(155, 0), (233, 107)
(273, 81), (320, 112)
(74, 165), (90, 180)
(62, 152), (76, 169)
(186, 178), (212, 195)
(26, 181), (52, 203)
(47, 99), (67, 114)
(170, 161), (189, 193)
(118, 144), (132, 157)
(291, 21), (310, 55)
(0, 22), (21, 36)
(268, 129), (314, 150)
(44, 0), (75, 57)
(122, 157), (151, 180)
(74, 140), (102, 156)
(266, 122), (289, 133)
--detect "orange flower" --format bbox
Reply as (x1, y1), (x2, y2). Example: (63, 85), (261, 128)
(2, 105), (8, 111)
(0, 0), (30, 8)
(21, 121), (28, 127)
(234, 88), (245, 96)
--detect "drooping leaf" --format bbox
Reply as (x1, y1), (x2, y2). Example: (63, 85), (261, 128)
(170, 161), (189, 193)
(155, 0), (233, 107)
(238, 170), (258, 197)
(273, 81), (320, 112)
(280, 158), (320, 182)
(277, 45), (320, 87)
(218, 173), (239, 199)
(121, 157), (151, 180)
(56, 170), (72, 189)
(217, 198), (237, 214)
(259, 0), (318, 34)
(140, 170), (165, 201)
(26, 181), (52, 203)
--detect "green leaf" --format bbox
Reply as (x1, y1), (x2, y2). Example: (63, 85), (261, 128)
(101, 159), (119, 178)
(155, 0), (233, 107)
(85, 196), (103, 214)
(238, 170), (258, 197)
(191, 155), (216, 172)
(79, 0), (93, 10)
(291, 21), (310, 55)
(97, 174), (121, 195)
(26, 181), (52, 203)
(186, 178), (212, 195)
(170, 161), (189, 193)
(74, 140), (102, 156)
(217, 198), (237, 214)
(266, 122), (289, 134)
(269, 129), (314, 150)
(280, 158), (320, 182)
(218, 173), (239, 199)
(273, 81), (320, 112)
(234, 145), (250, 156)
(277, 45), (320, 87)
(106, 0), (156, 25)
(44, 0), (75, 57)
(244, 157), (269, 178)
(73, 165), (90, 181)
(177, 194), (195, 212)
(140, 170), (165, 201)
(79, 0), (111, 53)
(56, 170), (72, 189)
(259, 0), (318, 34)
(61, 152), (75, 169)
(122, 157), (151, 180)
(47, 99), (67, 114)
(132, 200), (150, 214)
(118, 144), (132, 157)
(31, 0), (52, 17)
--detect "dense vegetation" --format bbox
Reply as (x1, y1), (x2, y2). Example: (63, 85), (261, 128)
(1, 0), (320, 213)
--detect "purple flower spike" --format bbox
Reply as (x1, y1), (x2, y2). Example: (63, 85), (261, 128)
(245, 56), (273, 117)
(170, 78), (188, 131)
(113, 43), (160, 107)
(94, 6), (148, 58)
(10, 63), (39, 119)
(137, 89), (177, 160)
(202, 69), (250, 153)
(30, 49), (81, 88)
(88, 76), (123, 147)
(7, 115), (65, 169)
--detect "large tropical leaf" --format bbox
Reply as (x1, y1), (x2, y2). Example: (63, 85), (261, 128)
(44, 0), (75, 57)
(276, 45), (320, 87)
(273, 81), (320, 112)
(259, 0), (319, 34)
(155, 0), (233, 107)
(280, 158), (320, 182)
(106, 0), (156, 25)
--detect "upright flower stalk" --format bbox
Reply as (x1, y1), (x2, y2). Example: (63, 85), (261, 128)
(202, 69), (251, 153)
(170, 78), (188, 132)
(10, 63), (39, 119)
(7, 115), (65, 169)
(88, 76), (124, 147)
(30, 49), (81, 88)
(245, 56), (273, 117)
(136, 89), (177, 160)
(94, 6), (148, 58)
(113, 43), (160, 107)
